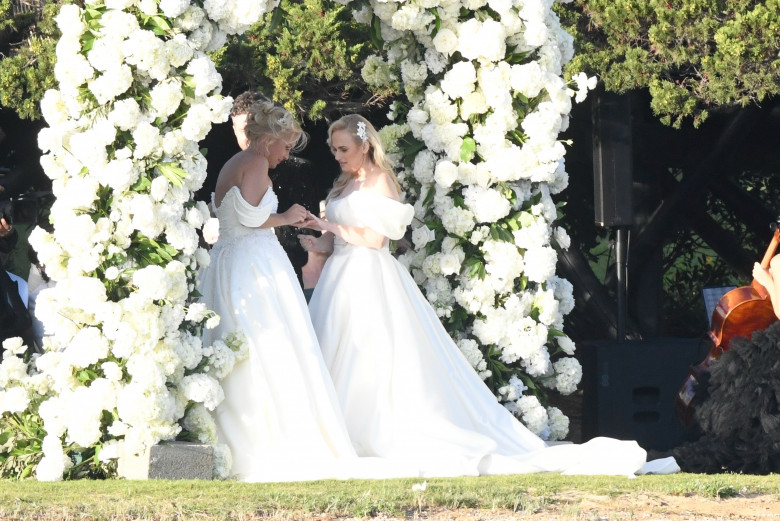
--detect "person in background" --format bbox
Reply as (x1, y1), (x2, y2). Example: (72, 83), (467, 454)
(230, 90), (271, 151)
(753, 257), (780, 320)
(300, 200), (328, 302)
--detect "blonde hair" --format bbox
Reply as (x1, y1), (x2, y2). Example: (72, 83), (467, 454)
(325, 114), (402, 202)
(245, 100), (308, 153)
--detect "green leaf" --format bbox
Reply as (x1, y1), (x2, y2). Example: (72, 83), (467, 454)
(460, 137), (476, 162)
(447, 307), (469, 329)
(131, 176), (152, 193)
(156, 162), (188, 186)
(370, 15), (384, 51)
(151, 15), (172, 32)
(268, 5), (286, 33)
(430, 9), (441, 38)
(77, 369), (98, 384)
(452, 193), (465, 209)
(468, 259), (484, 278)
(548, 328), (566, 338)
(519, 212), (534, 227)
(497, 225), (514, 243)
(401, 136), (427, 168)
(422, 186), (435, 207)
(490, 225), (499, 240)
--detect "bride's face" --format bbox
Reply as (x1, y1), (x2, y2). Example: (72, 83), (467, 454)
(330, 129), (368, 174)
(263, 134), (296, 169)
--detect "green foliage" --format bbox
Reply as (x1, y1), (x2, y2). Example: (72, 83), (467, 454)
(0, 406), (44, 479)
(211, 0), (374, 121)
(663, 168), (780, 336)
(557, 0), (780, 128)
(0, 1), (64, 120)
(0, 36), (57, 120)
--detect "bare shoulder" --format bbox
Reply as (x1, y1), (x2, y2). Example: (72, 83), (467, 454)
(367, 170), (400, 201)
(215, 151), (270, 206)
(238, 152), (271, 206)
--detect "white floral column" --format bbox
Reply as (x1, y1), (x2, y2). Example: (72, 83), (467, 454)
(352, 0), (595, 440)
(0, 0), (278, 481)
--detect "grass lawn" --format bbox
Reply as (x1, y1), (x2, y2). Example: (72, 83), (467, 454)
(1, 473), (779, 520)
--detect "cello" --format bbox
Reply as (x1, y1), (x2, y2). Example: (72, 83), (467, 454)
(674, 225), (780, 427)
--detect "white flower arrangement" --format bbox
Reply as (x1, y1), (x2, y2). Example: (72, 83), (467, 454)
(0, 0), (278, 481)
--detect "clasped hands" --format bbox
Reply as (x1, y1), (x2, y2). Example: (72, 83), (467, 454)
(282, 205), (331, 253)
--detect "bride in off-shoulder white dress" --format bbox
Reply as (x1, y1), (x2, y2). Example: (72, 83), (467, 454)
(302, 115), (679, 478)
(200, 184), (367, 482)
(198, 100), (362, 483)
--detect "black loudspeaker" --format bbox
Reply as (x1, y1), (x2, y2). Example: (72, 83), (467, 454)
(580, 338), (709, 451)
(592, 91), (633, 227)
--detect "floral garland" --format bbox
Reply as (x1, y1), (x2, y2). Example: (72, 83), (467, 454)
(0, 0), (278, 480)
(350, 0), (596, 441)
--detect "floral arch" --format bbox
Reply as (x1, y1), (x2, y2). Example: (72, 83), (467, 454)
(0, 0), (594, 480)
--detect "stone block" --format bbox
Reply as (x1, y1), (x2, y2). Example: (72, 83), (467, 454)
(118, 441), (214, 480)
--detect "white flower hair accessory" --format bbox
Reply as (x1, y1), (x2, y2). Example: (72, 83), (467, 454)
(356, 121), (368, 142)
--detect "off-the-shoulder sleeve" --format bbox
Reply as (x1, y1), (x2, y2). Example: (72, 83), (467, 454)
(233, 188), (274, 228)
(357, 192), (414, 240)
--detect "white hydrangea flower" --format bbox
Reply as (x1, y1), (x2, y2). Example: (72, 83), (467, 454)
(132, 121), (163, 160)
(0, 386), (30, 414)
(433, 160), (458, 188)
(352, 5), (372, 24)
(440, 60), (477, 101)
(552, 357), (582, 395)
(150, 79), (184, 119)
(432, 27), (458, 56)
(182, 403), (218, 444)
(55, 4), (85, 37)
(456, 338), (491, 380)
(213, 443), (233, 480)
(546, 406), (569, 441)
(160, 0), (190, 18)
(511, 394), (549, 437)
(523, 245), (558, 283)
(179, 373), (224, 411)
(463, 185), (511, 223)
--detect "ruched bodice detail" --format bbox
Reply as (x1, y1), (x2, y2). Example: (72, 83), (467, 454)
(327, 191), (414, 253)
(213, 185), (277, 243)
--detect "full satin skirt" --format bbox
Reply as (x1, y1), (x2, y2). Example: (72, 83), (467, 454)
(200, 232), (360, 482)
(309, 243), (677, 477)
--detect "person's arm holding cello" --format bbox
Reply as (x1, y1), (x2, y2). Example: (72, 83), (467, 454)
(753, 255), (780, 320)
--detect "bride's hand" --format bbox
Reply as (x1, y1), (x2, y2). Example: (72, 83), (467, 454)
(282, 204), (310, 226)
(300, 212), (331, 233)
(298, 211), (319, 230)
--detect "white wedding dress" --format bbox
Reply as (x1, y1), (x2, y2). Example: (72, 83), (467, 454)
(309, 190), (679, 478)
(198, 186), (362, 482)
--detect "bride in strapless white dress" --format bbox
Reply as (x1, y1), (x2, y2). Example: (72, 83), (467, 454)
(301, 115), (679, 478)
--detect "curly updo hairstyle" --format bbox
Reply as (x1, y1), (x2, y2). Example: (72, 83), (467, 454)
(244, 100), (308, 153)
